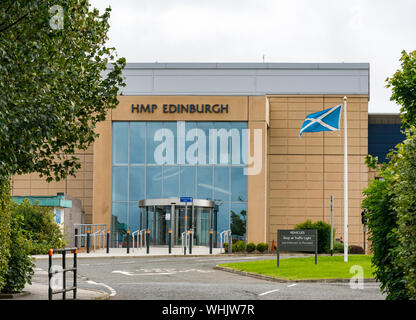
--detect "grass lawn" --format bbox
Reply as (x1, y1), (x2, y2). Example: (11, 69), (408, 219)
(218, 255), (376, 280)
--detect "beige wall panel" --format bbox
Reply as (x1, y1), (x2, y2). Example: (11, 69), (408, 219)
(92, 119), (112, 226)
(267, 95), (368, 248)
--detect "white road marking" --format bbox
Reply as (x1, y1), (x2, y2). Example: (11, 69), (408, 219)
(112, 268), (214, 276)
(287, 284), (297, 288)
(258, 288), (280, 296)
(112, 270), (174, 276)
(196, 257), (259, 262)
(86, 280), (117, 297)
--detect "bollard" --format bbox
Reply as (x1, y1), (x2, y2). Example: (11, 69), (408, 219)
(189, 230), (193, 254)
(168, 230), (172, 254)
(86, 230), (90, 253)
(209, 230), (213, 254)
(73, 249), (77, 299)
(74, 228), (78, 248)
(62, 250), (66, 300)
(126, 230), (130, 254)
(48, 249), (53, 300)
(106, 230), (110, 254)
(146, 230), (150, 254)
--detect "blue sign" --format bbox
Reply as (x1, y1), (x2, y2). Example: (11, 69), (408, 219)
(180, 197), (193, 203)
(55, 209), (61, 224)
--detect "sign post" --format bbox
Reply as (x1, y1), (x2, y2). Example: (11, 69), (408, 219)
(180, 197), (193, 255)
(277, 229), (318, 268)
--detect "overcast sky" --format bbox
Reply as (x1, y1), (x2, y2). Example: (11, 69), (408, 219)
(89, 0), (416, 113)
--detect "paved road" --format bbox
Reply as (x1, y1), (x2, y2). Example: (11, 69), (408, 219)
(33, 255), (385, 300)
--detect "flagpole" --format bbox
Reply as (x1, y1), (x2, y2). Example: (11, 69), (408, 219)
(343, 96), (348, 262)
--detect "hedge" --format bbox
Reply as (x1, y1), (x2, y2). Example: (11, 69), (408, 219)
(294, 220), (334, 253)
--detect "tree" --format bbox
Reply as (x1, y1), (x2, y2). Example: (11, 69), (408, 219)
(0, 0), (125, 182)
(0, 0), (124, 293)
(362, 154), (409, 300)
(386, 50), (416, 130)
(391, 129), (416, 299)
(230, 209), (246, 237)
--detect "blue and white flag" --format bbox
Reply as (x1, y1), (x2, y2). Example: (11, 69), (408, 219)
(299, 104), (342, 137)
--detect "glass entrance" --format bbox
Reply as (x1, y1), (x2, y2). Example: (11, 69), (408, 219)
(139, 198), (216, 246)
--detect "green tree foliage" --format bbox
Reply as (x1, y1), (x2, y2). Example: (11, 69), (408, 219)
(391, 129), (416, 299)
(363, 50), (416, 300)
(0, 0), (125, 182)
(12, 200), (65, 254)
(1, 215), (35, 293)
(230, 209), (246, 237)
(0, 180), (12, 291)
(386, 50), (416, 130)
(294, 220), (334, 253)
(363, 149), (410, 299)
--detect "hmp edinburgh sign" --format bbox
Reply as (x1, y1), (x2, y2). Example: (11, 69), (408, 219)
(277, 230), (318, 267)
(131, 103), (229, 114)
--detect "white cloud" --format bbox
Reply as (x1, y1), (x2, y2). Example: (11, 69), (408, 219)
(90, 0), (416, 113)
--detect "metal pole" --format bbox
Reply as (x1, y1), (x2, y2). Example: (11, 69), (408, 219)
(48, 249), (53, 300)
(184, 204), (188, 255)
(62, 250), (66, 300)
(73, 249), (77, 300)
(189, 230), (193, 254)
(168, 230), (172, 254)
(86, 230), (90, 254)
(363, 225), (367, 254)
(126, 230), (130, 254)
(330, 195), (334, 256)
(343, 96), (349, 262)
(315, 230), (318, 265)
(146, 230), (150, 254)
(74, 228), (78, 248)
(106, 230), (110, 254)
(228, 230), (232, 254)
(209, 230), (213, 254)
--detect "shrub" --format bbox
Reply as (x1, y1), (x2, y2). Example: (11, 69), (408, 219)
(348, 245), (365, 254)
(223, 242), (229, 251)
(11, 200), (65, 255)
(0, 180), (12, 291)
(295, 220), (334, 253)
(1, 215), (35, 293)
(233, 241), (245, 252)
(334, 243), (344, 253)
(256, 242), (268, 253)
(246, 243), (256, 253)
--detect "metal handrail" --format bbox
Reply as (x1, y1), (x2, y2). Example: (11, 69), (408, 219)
(131, 229), (146, 252)
(220, 230), (231, 253)
(181, 231), (189, 252)
(92, 229), (106, 251)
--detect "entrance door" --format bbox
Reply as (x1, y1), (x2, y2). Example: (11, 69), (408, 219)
(154, 206), (168, 245)
(174, 206), (191, 245)
(139, 198), (216, 247)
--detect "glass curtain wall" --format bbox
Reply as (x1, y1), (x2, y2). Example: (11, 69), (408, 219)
(111, 121), (248, 245)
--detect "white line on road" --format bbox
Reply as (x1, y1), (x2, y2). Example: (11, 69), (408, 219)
(112, 270), (174, 276)
(258, 288), (280, 296)
(86, 280), (117, 297)
(287, 284), (297, 288)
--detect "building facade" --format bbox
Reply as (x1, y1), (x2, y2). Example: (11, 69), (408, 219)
(11, 62), (372, 248)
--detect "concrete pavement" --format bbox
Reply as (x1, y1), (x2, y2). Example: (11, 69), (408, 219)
(1, 282), (109, 300)
(32, 247), (227, 260)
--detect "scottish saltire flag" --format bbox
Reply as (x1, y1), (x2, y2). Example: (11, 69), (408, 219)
(299, 105), (342, 137)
